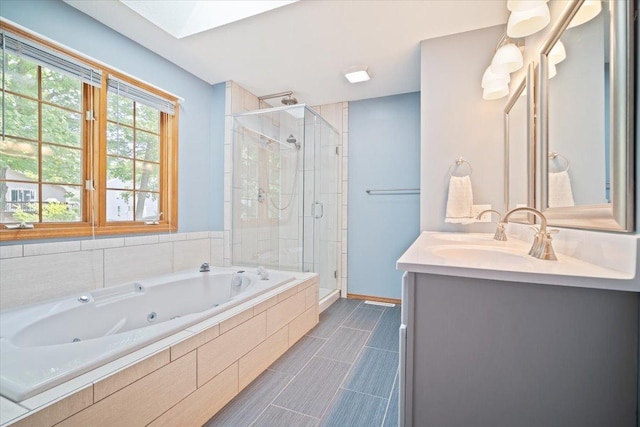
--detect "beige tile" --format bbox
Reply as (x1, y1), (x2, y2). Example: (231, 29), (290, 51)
(277, 284), (299, 302)
(253, 295), (278, 315)
(57, 352), (196, 427)
(23, 241), (80, 257)
(103, 243), (172, 286)
(266, 291), (306, 337)
(289, 306), (318, 346)
(172, 239), (210, 272)
(197, 312), (266, 386)
(209, 231), (224, 239)
(0, 244), (22, 259)
(124, 235), (159, 246)
(80, 238), (124, 251)
(149, 362), (238, 427)
(94, 349), (170, 402)
(239, 326), (289, 390)
(0, 251), (102, 309)
(157, 233), (186, 243)
(171, 325), (220, 361)
(11, 386), (93, 427)
(220, 309), (254, 334)
(210, 238), (224, 266)
(306, 283), (319, 310)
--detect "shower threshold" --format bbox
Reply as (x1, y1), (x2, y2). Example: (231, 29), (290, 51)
(319, 288), (340, 313)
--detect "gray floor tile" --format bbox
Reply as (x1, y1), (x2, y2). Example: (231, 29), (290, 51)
(307, 298), (361, 339)
(366, 306), (401, 352)
(320, 389), (387, 427)
(252, 405), (319, 427)
(273, 357), (351, 418)
(342, 307), (383, 331)
(316, 327), (370, 364)
(270, 335), (327, 376)
(344, 347), (399, 398)
(382, 372), (399, 427)
(205, 369), (292, 426)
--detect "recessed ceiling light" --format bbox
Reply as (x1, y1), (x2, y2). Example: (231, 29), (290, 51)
(345, 69), (370, 84)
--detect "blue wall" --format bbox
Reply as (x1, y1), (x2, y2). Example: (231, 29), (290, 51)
(348, 92), (420, 299)
(1, 0), (225, 232)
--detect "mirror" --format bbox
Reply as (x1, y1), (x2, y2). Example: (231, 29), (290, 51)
(504, 64), (535, 222)
(538, 0), (635, 231)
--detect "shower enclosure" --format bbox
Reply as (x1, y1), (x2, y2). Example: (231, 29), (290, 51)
(232, 105), (340, 301)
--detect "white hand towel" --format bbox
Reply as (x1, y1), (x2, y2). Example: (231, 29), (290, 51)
(548, 170), (575, 208)
(445, 175), (474, 223)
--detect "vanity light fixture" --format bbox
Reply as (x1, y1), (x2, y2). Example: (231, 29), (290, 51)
(507, 1), (551, 38)
(548, 61), (557, 79)
(567, 0), (602, 29)
(481, 66), (510, 100)
(548, 41), (567, 65)
(344, 68), (370, 83)
(490, 42), (524, 74)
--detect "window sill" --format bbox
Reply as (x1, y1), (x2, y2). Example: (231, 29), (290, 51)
(0, 223), (178, 242)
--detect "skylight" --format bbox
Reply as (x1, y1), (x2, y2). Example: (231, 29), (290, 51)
(120, 0), (298, 39)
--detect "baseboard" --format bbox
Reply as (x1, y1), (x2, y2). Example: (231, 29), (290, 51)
(347, 293), (401, 305)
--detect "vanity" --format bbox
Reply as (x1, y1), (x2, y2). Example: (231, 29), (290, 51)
(400, 0), (638, 425)
(397, 227), (639, 427)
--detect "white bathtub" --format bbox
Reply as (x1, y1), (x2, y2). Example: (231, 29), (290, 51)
(0, 267), (294, 402)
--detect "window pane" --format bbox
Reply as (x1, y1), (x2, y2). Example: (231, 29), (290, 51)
(135, 161), (159, 192)
(3, 52), (38, 98)
(42, 68), (82, 111)
(42, 144), (82, 184)
(42, 185), (82, 223)
(107, 91), (133, 126)
(1, 180), (38, 223)
(3, 94), (38, 140)
(0, 138), (39, 181)
(106, 189), (133, 221)
(135, 191), (160, 221)
(136, 130), (159, 162)
(107, 156), (133, 189)
(107, 123), (134, 157)
(42, 105), (82, 147)
(135, 103), (160, 133)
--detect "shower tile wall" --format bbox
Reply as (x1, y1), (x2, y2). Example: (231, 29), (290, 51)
(225, 82), (348, 297)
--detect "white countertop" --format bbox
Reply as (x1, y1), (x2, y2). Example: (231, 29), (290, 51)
(397, 228), (640, 292)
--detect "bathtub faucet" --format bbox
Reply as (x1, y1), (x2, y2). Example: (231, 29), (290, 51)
(199, 262), (210, 272)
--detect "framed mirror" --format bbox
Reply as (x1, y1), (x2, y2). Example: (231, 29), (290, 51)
(504, 63), (535, 223)
(537, 0), (635, 232)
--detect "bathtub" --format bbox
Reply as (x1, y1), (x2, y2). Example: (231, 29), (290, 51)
(0, 267), (295, 403)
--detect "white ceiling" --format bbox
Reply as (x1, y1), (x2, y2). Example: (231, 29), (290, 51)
(64, 0), (509, 106)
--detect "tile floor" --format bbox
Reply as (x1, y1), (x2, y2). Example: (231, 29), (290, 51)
(205, 298), (401, 427)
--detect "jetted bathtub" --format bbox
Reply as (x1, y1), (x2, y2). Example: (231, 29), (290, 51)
(0, 267), (294, 402)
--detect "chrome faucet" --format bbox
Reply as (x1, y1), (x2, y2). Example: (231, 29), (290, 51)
(199, 262), (210, 272)
(502, 207), (557, 261)
(476, 209), (507, 241)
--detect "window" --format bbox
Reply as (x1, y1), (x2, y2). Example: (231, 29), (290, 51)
(0, 24), (178, 240)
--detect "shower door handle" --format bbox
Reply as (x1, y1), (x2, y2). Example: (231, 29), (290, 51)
(312, 202), (324, 219)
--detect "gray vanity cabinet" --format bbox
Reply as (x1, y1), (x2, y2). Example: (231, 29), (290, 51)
(399, 272), (638, 427)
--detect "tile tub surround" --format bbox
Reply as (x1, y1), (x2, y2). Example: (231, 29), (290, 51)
(206, 298), (401, 427)
(0, 231), (224, 310)
(0, 274), (319, 426)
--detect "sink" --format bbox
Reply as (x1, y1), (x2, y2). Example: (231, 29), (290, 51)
(430, 233), (495, 243)
(429, 245), (532, 265)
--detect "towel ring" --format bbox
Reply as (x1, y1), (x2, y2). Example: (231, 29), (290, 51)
(448, 157), (472, 177)
(548, 152), (570, 173)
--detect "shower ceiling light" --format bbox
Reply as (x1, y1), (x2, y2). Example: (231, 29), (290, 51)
(345, 68), (370, 83)
(567, 0), (602, 29)
(507, 2), (550, 38)
(490, 43), (524, 74)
